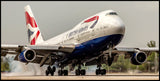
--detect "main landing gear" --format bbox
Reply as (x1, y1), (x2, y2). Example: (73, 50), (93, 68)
(57, 63), (68, 76)
(58, 69), (68, 76)
(46, 66), (56, 76)
(75, 64), (86, 76)
(45, 65), (69, 76)
(95, 64), (106, 75)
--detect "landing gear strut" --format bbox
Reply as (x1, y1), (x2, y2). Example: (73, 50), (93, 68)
(108, 42), (114, 66)
(46, 66), (56, 76)
(108, 56), (114, 66)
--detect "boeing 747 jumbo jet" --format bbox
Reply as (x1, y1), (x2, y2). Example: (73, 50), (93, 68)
(1, 5), (159, 76)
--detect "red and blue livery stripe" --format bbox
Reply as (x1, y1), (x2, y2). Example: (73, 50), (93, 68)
(84, 16), (99, 28)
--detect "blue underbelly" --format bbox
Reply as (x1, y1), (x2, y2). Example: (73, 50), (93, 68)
(69, 34), (123, 58)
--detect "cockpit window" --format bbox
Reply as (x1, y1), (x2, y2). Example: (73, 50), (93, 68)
(106, 12), (118, 16)
(109, 12), (117, 15)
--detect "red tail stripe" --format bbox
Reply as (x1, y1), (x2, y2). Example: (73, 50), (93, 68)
(36, 30), (40, 40)
(30, 37), (35, 45)
(30, 30), (40, 45)
(84, 16), (99, 23)
(25, 11), (37, 28)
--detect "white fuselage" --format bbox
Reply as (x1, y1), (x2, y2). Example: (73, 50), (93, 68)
(41, 10), (125, 47)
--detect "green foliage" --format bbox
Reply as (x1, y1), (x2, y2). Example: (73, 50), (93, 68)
(138, 64), (146, 71)
(147, 52), (155, 62)
(1, 61), (10, 72)
(1, 57), (11, 72)
(129, 64), (136, 70)
(147, 40), (156, 47)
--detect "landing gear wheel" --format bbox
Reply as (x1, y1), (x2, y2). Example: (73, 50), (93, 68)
(46, 66), (53, 76)
(75, 69), (86, 75)
(101, 69), (106, 75)
(75, 69), (80, 75)
(63, 70), (68, 76)
(96, 69), (100, 75)
(58, 70), (63, 76)
(95, 69), (106, 75)
(95, 63), (106, 75)
(50, 72), (54, 76)
(49, 66), (56, 76)
(81, 69), (86, 75)
(52, 66), (56, 72)
(46, 70), (49, 76)
(47, 66), (52, 72)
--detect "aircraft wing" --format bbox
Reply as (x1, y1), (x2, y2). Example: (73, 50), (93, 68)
(103, 46), (159, 59)
(1, 44), (75, 66)
(102, 46), (159, 53)
(85, 46), (159, 66)
(114, 46), (159, 52)
(114, 47), (158, 54)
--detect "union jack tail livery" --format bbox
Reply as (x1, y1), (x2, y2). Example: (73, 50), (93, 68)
(24, 5), (44, 45)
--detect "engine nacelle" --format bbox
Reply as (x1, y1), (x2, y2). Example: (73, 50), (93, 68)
(18, 49), (36, 62)
(130, 51), (147, 65)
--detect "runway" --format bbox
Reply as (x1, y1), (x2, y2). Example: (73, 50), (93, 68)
(1, 73), (159, 80)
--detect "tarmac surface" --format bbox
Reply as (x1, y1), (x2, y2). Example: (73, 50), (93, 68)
(1, 73), (159, 80)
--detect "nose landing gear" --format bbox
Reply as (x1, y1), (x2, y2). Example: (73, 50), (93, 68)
(108, 42), (114, 66)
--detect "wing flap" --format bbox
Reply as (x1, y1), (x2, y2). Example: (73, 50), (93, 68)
(114, 47), (159, 53)
(27, 44), (75, 53)
(1, 44), (19, 50)
(1, 44), (20, 56)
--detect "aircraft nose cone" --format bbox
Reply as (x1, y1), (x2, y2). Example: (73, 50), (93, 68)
(113, 20), (125, 35)
(110, 15), (125, 35)
(103, 16), (125, 35)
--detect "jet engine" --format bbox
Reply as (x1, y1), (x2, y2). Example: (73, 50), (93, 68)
(18, 49), (36, 62)
(130, 51), (147, 65)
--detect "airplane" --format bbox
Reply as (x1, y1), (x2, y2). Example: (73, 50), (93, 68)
(1, 5), (159, 76)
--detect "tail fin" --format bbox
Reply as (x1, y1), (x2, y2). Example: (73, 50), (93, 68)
(24, 5), (44, 45)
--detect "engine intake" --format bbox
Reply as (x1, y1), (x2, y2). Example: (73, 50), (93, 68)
(18, 49), (36, 62)
(131, 51), (147, 65)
